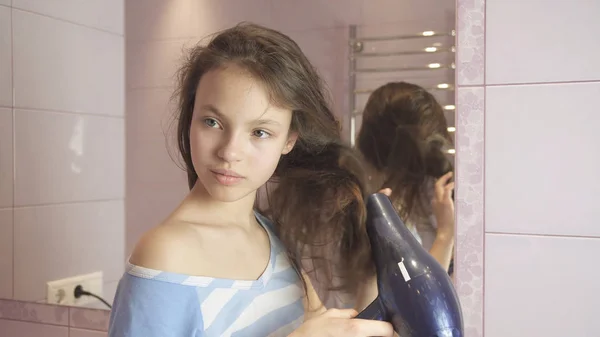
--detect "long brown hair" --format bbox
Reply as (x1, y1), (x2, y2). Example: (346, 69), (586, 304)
(172, 22), (372, 296)
(357, 82), (454, 221)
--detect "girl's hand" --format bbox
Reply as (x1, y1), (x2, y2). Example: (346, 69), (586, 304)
(289, 308), (393, 337)
(432, 171), (455, 238)
(378, 188), (392, 197)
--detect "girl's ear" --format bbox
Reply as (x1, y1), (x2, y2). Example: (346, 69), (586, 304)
(282, 131), (298, 155)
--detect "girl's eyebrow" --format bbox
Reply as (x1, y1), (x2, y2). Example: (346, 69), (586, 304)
(254, 119), (281, 126)
(200, 104), (282, 126)
(198, 104), (223, 116)
(251, 108), (282, 127)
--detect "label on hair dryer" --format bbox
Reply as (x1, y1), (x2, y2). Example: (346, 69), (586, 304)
(397, 258), (411, 282)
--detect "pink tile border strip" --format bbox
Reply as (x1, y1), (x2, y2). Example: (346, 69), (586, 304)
(457, 0), (486, 86)
(0, 298), (109, 332)
(455, 87), (485, 337)
(70, 307), (110, 331)
(456, 0), (486, 336)
(0, 298), (69, 326)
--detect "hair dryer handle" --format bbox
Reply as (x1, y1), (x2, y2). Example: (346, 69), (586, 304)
(355, 297), (386, 321)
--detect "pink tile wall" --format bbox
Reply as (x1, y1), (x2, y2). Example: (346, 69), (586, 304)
(456, 0), (600, 336)
(0, 299), (110, 336)
(455, 1), (486, 336)
(0, 0), (122, 335)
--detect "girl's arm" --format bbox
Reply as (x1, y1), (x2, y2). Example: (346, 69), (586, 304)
(428, 171), (455, 271)
(427, 230), (454, 271)
(301, 269), (327, 319)
(292, 271), (394, 337)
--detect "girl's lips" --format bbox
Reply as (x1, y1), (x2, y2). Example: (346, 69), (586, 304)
(210, 169), (245, 186)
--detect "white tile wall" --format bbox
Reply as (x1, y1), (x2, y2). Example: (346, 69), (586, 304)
(486, 0), (600, 84)
(1, 1), (124, 305)
(14, 110), (124, 206)
(13, 200), (124, 302)
(12, 9), (124, 117)
(0, 108), (12, 208)
(12, 0), (123, 34)
(483, 1), (600, 335)
(485, 83), (600, 237)
(0, 5), (12, 107)
(485, 233), (600, 337)
(0, 209), (13, 299)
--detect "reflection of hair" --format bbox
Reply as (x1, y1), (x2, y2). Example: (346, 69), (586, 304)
(357, 82), (454, 221)
(172, 23), (373, 296)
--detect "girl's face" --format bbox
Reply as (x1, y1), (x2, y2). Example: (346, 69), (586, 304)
(190, 64), (297, 203)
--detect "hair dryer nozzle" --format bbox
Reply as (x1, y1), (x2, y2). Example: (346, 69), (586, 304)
(356, 193), (464, 336)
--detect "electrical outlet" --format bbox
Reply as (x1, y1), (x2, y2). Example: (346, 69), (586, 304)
(46, 271), (103, 306)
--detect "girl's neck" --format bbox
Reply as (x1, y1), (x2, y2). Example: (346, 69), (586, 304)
(175, 183), (258, 229)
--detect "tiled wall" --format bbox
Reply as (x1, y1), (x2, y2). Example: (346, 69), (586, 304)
(0, 298), (109, 337)
(0, 0), (124, 320)
(455, 0), (600, 336)
(124, 0), (456, 253)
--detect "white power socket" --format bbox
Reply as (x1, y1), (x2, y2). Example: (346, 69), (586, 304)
(46, 271), (103, 306)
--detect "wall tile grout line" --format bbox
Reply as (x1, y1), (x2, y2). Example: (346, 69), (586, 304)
(0, 317), (68, 329)
(482, 1), (487, 335)
(10, 1), (15, 300)
(11, 7), (123, 37)
(486, 231), (600, 240)
(12, 106), (125, 119)
(12, 198), (126, 210)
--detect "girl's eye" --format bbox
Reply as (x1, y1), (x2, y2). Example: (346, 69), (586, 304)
(203, 118), (220, 128)
(253, 129), (270, 138)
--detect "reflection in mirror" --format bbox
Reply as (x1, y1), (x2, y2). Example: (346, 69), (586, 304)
(348, 17), (457, 277)
(0, 0), (456, 330)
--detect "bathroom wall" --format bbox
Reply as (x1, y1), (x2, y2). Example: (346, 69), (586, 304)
(0, 0), (124, 316)
(125, 0), (455, 254)
(454, 0), (600, 336)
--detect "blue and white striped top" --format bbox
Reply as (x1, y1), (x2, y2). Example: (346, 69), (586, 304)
(108, 212), (305, 337)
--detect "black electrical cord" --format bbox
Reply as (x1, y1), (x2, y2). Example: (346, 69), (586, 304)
(74, 285), (112, 309)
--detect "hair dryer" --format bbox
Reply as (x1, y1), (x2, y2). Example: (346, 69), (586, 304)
(356, 193), (464, 336)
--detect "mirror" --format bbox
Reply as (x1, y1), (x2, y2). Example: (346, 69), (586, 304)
(0, 0), (456, 316)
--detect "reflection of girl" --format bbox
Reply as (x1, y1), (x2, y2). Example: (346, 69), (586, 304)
(353, 82), (456, 311)
(108, 23), (392, 337)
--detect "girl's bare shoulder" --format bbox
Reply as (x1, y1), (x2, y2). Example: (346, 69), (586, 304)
(129, 217), (207, 274)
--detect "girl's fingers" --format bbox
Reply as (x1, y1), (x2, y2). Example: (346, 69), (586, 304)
(435, 172), (454, 199)
(443, 182), (455, 200)
(378, 188), (392, 197)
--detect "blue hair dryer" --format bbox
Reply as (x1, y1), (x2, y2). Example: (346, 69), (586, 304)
(356, 193), (464, 336)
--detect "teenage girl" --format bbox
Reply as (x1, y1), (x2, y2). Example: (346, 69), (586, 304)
(352, 82), (456, 311)
(108, 23), (392, 337)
